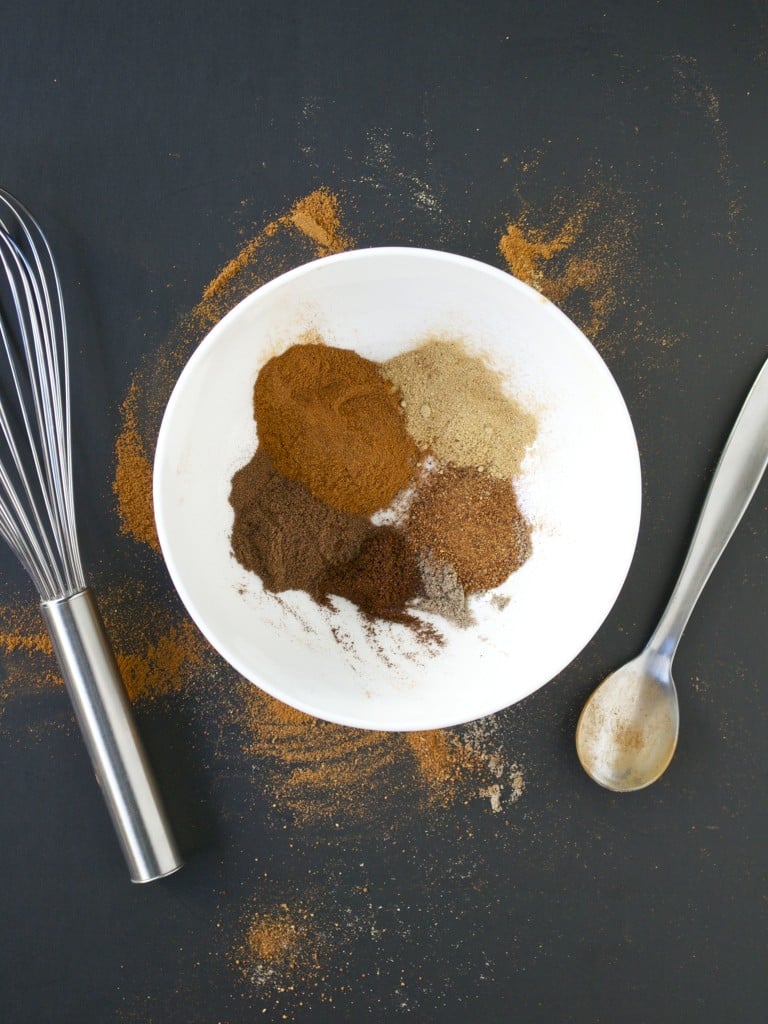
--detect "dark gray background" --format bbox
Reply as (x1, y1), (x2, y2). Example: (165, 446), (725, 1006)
(1, 2), (766, 1021)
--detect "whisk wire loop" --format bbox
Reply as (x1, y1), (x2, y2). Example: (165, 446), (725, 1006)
(0, 189), (85, 599)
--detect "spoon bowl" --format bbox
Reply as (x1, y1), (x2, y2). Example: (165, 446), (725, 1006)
(575, 651), (679, 791)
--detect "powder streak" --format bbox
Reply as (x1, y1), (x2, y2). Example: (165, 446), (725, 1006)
(498, 179), (639, 348)
(112, 187), (355, 552)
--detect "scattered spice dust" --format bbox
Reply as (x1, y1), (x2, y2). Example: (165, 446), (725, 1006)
(235, 904), (321, 987)
(0, 597), (60, 722)
(232, 892), (366, 1012)
(113, 617), (205, 703)
(235, 681), (514, 825)
(0, 580), (212, 709)
(104, 184), (530, 841)
(237, 683), (402, 824)
(0, 599), (52, 658)
(406, 730), (490, 807)
(498, 178), (640, 350)
(203, 187), (351, 306)
(667, 54), (742, 228)
(499, 213), (584, 291)
(113, 380), (160, 551)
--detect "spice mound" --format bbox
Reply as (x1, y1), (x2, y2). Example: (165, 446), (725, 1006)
(254, 342), (417, 515)
(318, 526), (422, 625)
(382, 339), (537, 480)
(230, 449), (371, 593)
(230, 337), (537, 639)
(406, 466), (532, 593)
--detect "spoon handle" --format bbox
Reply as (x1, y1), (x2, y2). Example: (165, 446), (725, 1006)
(649, 355), (768, 660)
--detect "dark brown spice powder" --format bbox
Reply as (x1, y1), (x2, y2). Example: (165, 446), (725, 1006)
(318, 526), (423, 624)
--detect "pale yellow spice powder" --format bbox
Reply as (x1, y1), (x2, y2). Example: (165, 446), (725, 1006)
(382, 338), (537, 480)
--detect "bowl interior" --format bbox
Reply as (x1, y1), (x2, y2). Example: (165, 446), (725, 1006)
(154, 248), (641, 730)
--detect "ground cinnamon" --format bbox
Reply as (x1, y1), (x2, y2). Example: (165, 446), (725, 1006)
(253, 342), (417, 515)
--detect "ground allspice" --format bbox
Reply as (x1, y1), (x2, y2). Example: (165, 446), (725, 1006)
(230, 449), (371, 593)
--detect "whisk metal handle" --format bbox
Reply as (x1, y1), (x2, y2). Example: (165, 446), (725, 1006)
(40, 588), (183, 883)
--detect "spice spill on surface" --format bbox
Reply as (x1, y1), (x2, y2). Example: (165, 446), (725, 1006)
(112, 187), (356, 554)
(235, 904), (322, 988)
(498, 177), (641, 351)
(113, 381), (161, 551)
(234, 681), (516, 827)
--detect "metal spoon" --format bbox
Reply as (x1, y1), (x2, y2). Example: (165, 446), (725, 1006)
(576, 355), (768, 792)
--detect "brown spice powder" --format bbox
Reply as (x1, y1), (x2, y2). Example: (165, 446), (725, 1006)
(406, 465), (532, 593)
(253, 343), (417, 515)
(318, 526), (423, 625)
(230, 448), (372, 593)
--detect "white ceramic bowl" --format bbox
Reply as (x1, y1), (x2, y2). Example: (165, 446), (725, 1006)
(154, 248), (641, 731)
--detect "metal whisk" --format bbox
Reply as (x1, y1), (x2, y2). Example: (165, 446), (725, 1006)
(0, 189), (182, 882)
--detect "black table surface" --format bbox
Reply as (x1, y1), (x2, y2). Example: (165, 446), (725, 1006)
(1, 3), (766, 1022)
